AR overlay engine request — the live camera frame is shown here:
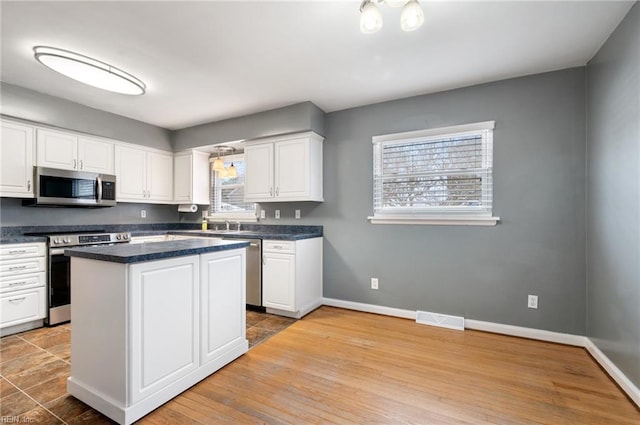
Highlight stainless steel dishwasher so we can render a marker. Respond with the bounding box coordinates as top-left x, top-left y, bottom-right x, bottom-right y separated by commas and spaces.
225, 238, 262, 307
